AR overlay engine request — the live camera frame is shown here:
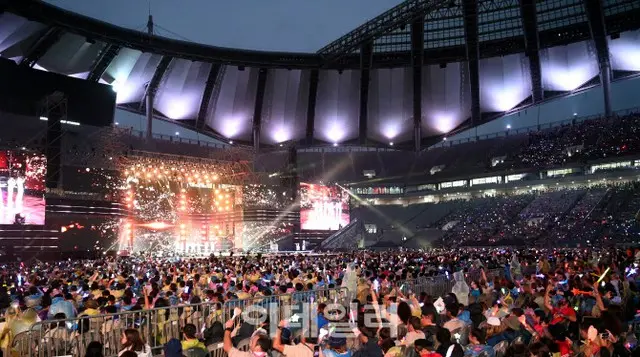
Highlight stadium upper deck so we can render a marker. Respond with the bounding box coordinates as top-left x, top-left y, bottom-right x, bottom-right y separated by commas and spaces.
0, 0, 639, 151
